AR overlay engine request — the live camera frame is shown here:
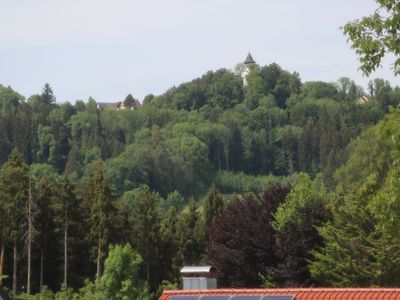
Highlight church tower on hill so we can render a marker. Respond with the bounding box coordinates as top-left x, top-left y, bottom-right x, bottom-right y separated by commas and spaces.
242, 52, 256, 86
